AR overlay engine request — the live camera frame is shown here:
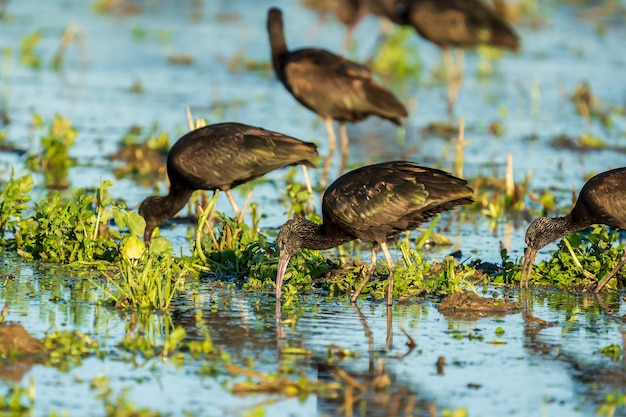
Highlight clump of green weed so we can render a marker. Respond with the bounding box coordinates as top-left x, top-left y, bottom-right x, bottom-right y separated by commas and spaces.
26, 114, 77, 189
100, 211, 193, 311
371, 27, 422, 81
0, 172, 33, 246
193, 208, 329, 296
19, 30, 42, 69
0, 379, 35, 414
524, 226, 626, 290
14, 180, 121, 263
